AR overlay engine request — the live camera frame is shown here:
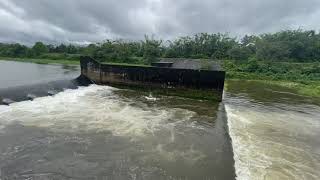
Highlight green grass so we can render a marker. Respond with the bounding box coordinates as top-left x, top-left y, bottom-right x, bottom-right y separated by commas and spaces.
259, 80, 320, 98
102, 62, 151, 67
0, 57, 153, 67
0, 57, 79, 65
226, 72, 320, 98
224, 60, 320, 98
